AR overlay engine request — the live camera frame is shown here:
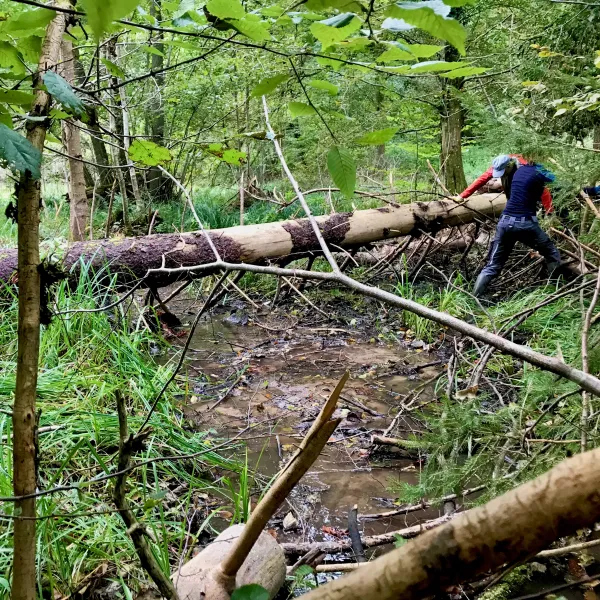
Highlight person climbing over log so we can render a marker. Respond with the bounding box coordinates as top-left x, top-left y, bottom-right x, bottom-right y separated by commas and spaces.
458, 153, 554, 214
470, 155, 561, 297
